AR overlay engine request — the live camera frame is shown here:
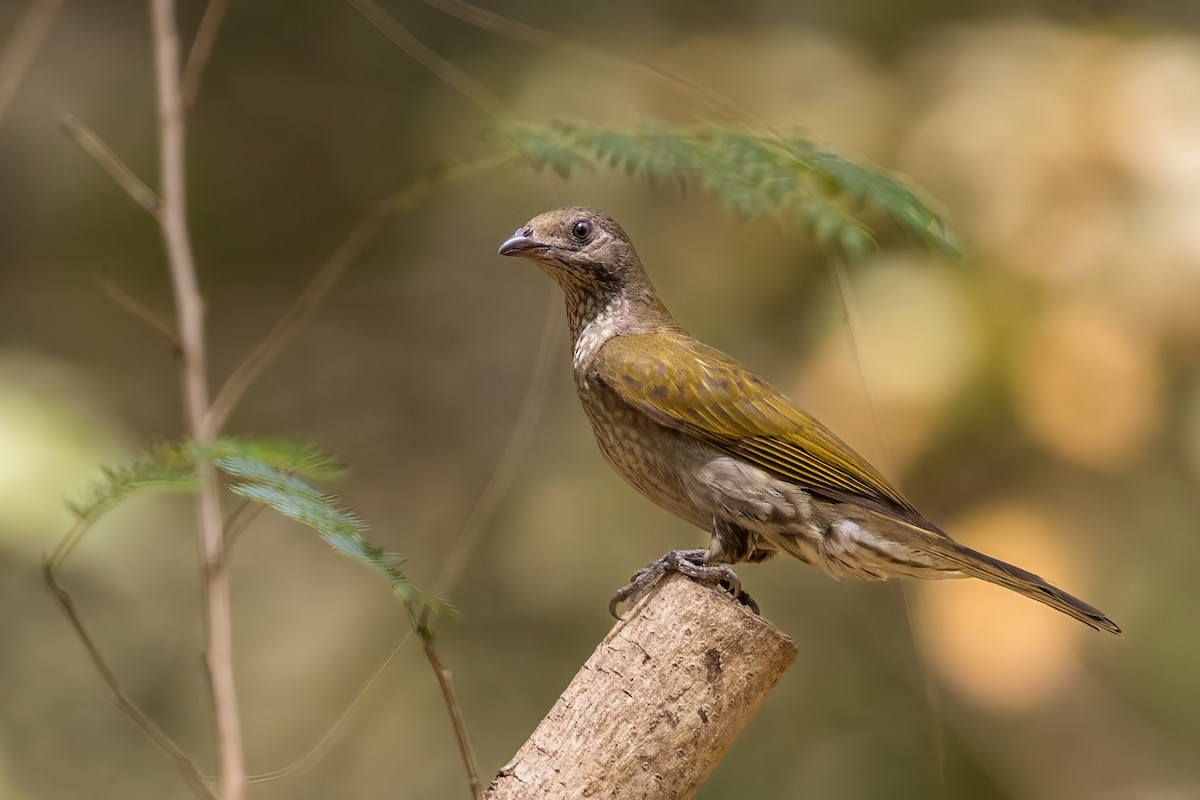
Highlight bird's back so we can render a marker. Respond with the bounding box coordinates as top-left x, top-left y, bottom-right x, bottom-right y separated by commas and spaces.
584, 327, 938, 533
